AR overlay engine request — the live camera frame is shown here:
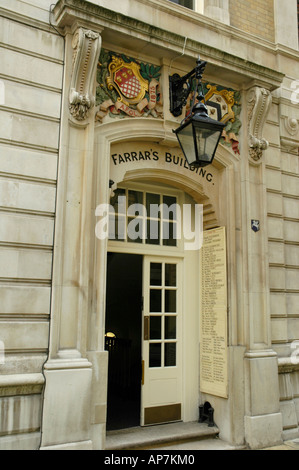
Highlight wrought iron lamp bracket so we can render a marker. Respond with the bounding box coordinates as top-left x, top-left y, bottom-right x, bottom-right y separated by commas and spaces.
169, 56, 207, 117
